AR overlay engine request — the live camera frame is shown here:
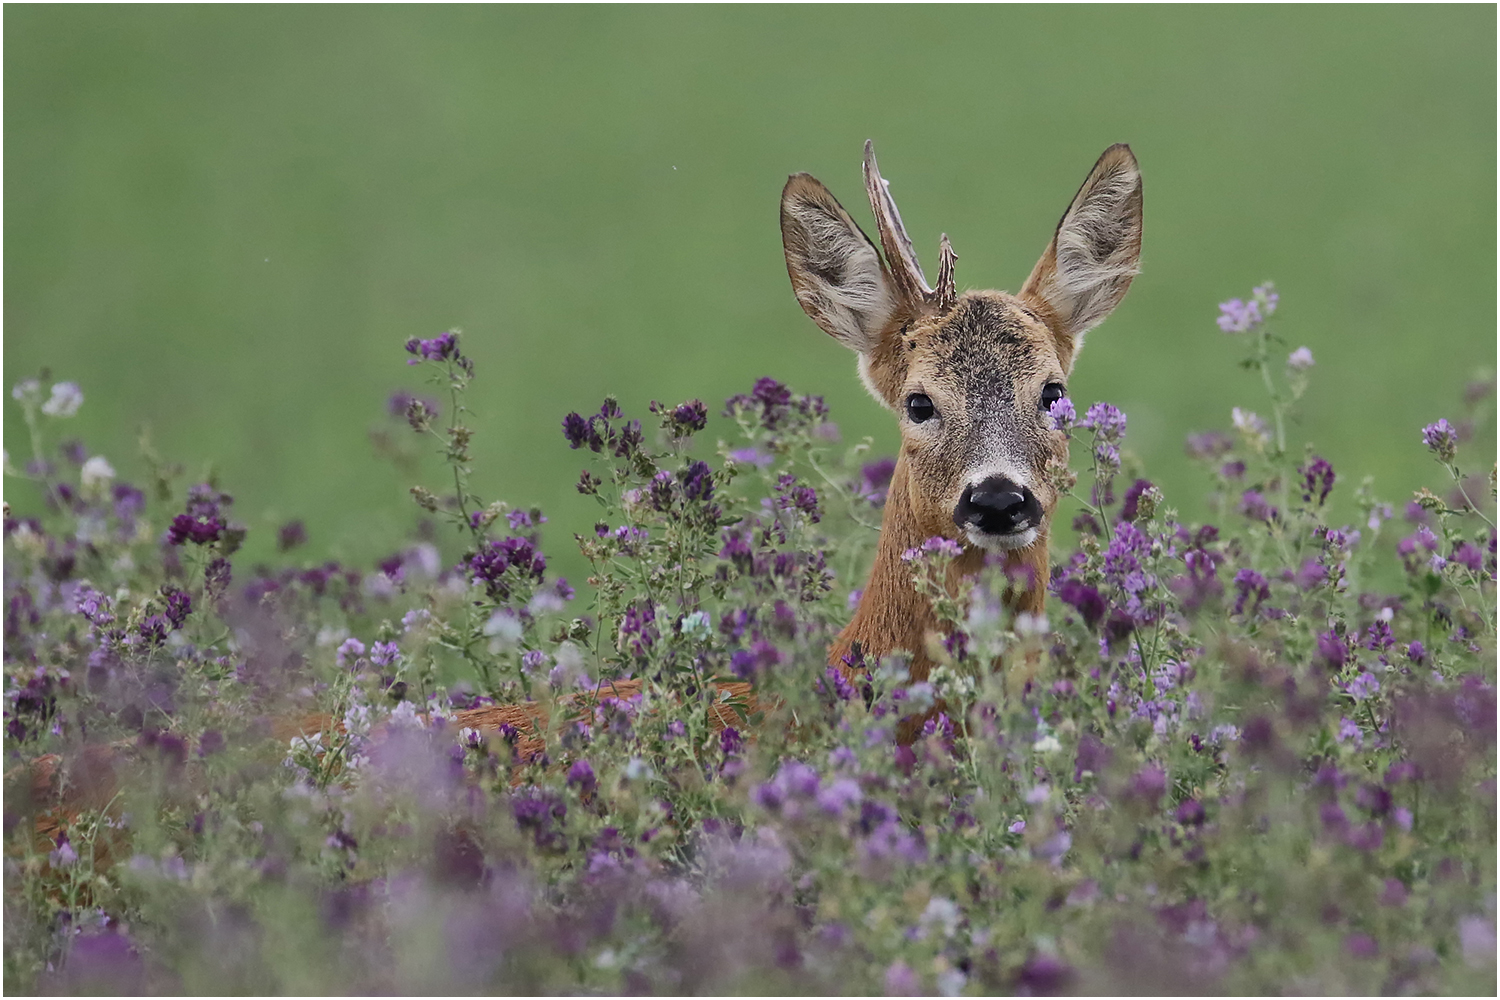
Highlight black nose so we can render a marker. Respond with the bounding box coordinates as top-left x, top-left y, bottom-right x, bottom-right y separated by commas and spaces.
954, 476, 1041, 536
